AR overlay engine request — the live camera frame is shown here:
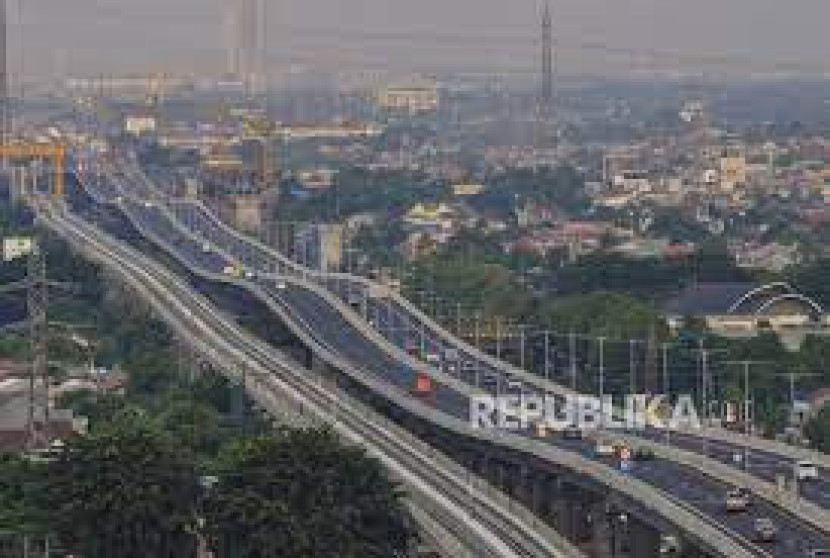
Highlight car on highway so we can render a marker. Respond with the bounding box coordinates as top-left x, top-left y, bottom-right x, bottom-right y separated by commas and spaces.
659, 534, 679, 555
275, 281, 287, 290
481, 373, 500, 388
595, 440, 615, 456
443, 347, 460, 361
795, 460, 819, 482
725, 488, 749, 512
753, 517, 776, 542
426, 353, 441, 366
506, 377, 523, 392
633, 446, 656, 461
562, 426, 582, 440
202, 243, 212, 253
222, 265, 242, 278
